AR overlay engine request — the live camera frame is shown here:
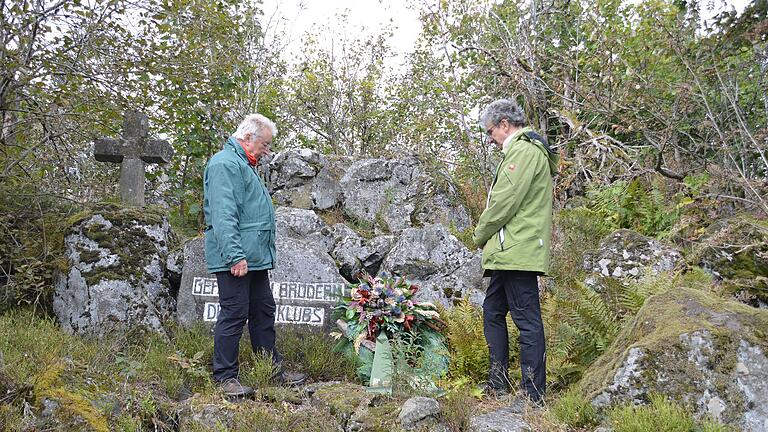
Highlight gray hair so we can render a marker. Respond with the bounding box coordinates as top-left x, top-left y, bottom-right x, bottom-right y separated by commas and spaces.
233, 113, 278, 141
479, 99, 526, 128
